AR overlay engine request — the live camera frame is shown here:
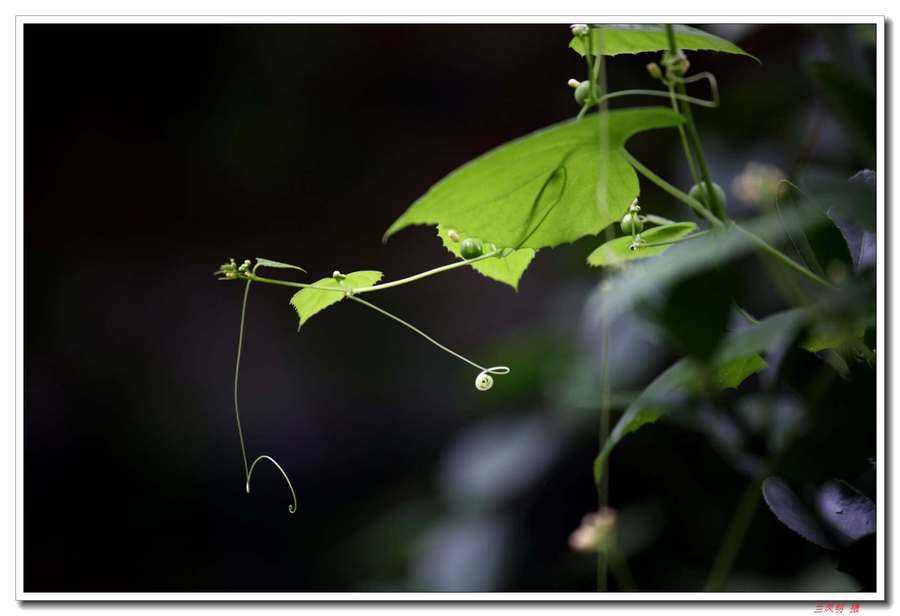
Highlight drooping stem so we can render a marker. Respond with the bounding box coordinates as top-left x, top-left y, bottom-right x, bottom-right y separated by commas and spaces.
664, 24, 726, 221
